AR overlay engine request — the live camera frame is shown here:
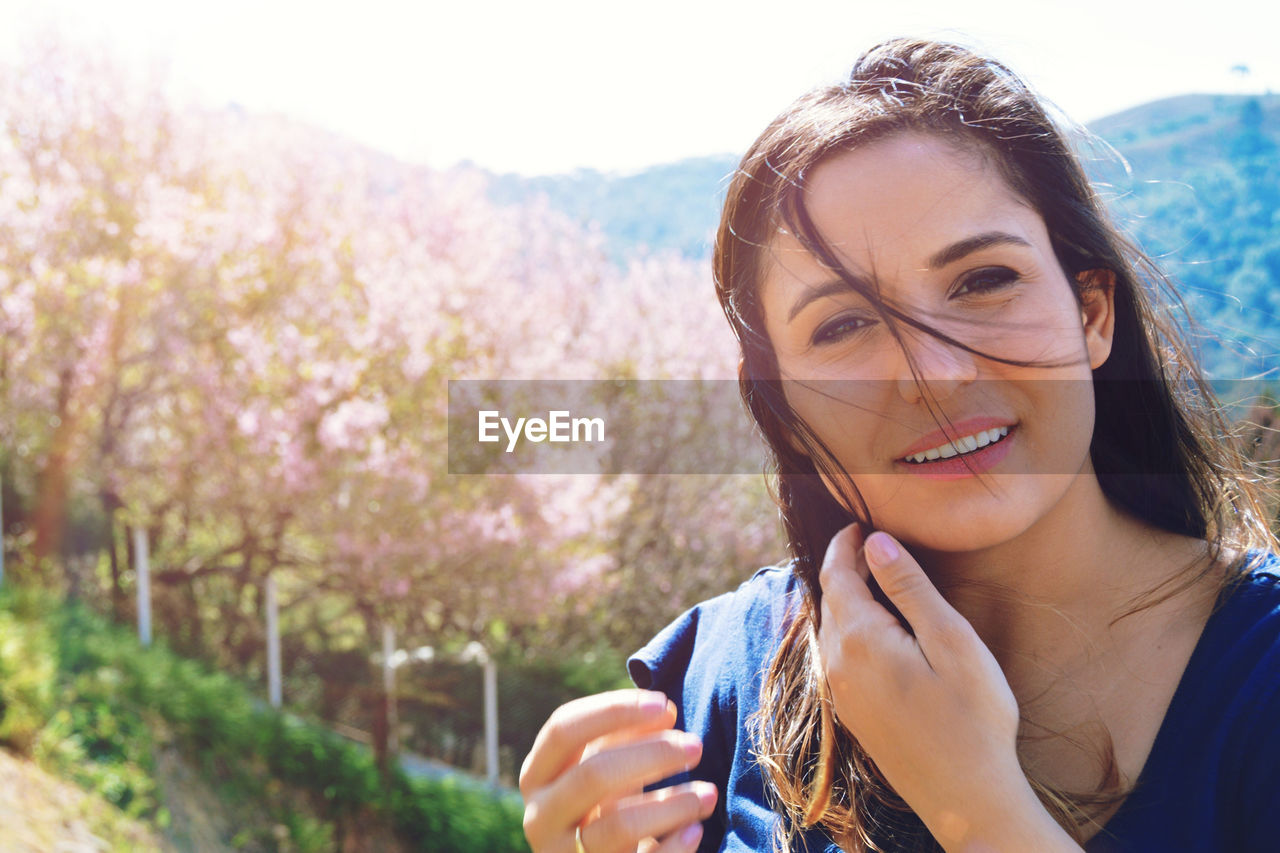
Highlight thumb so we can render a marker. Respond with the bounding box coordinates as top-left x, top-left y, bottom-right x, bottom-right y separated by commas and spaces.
862, 531, 965, 648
